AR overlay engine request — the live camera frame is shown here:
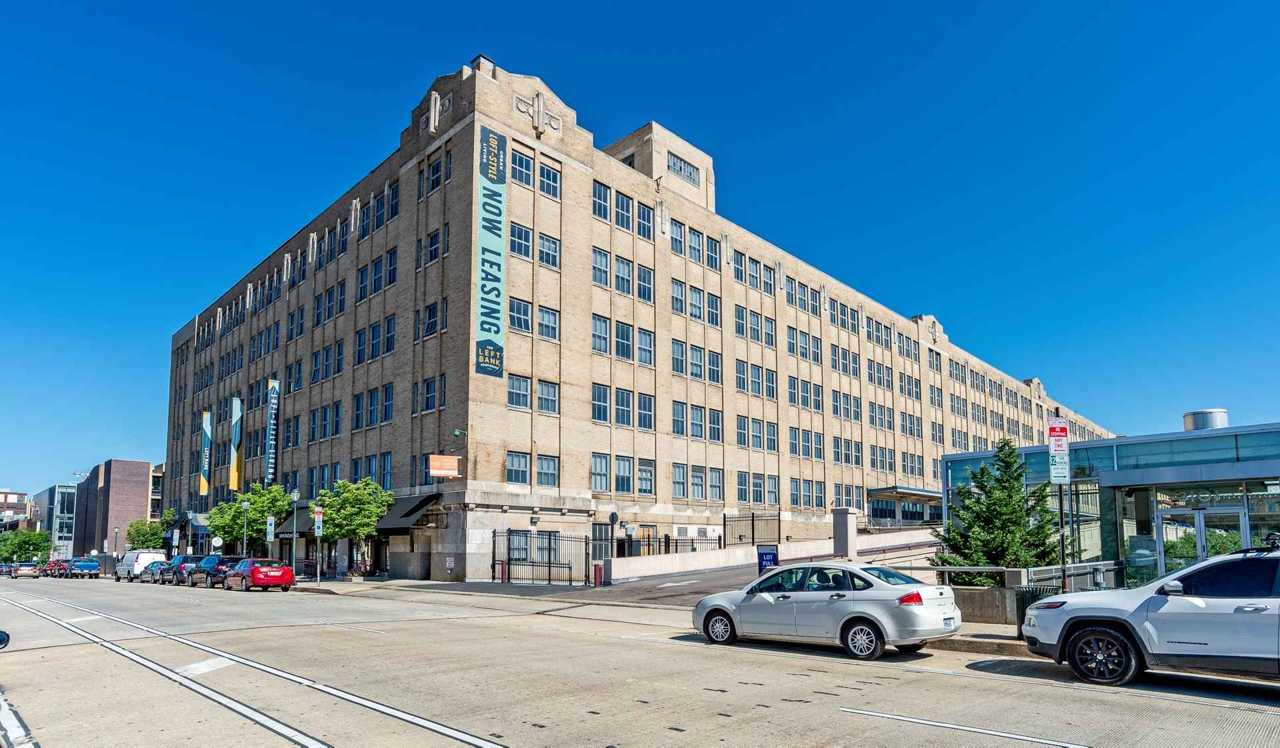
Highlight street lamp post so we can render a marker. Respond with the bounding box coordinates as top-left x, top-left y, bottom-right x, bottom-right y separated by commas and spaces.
241, 500, 250, 554
289, 490, 299, 574
113, 526, 120, 558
